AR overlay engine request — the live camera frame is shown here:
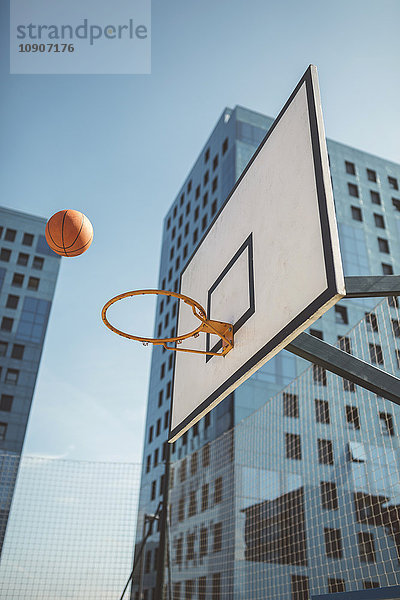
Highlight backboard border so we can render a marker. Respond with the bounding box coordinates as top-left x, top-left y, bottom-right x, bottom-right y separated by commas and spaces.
169, 65, 342, 442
